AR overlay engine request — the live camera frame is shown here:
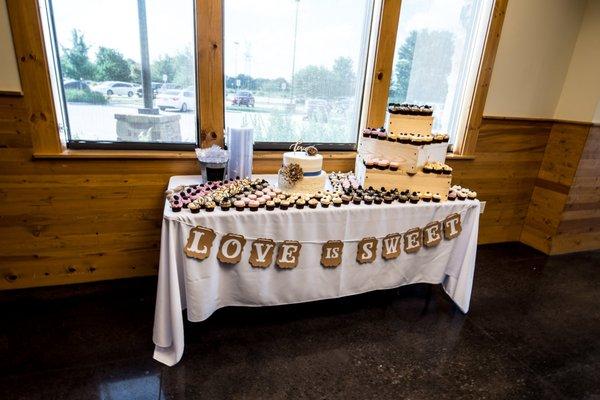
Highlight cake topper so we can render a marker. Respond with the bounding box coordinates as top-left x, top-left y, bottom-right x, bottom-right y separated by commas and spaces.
290, 141, 319, 156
